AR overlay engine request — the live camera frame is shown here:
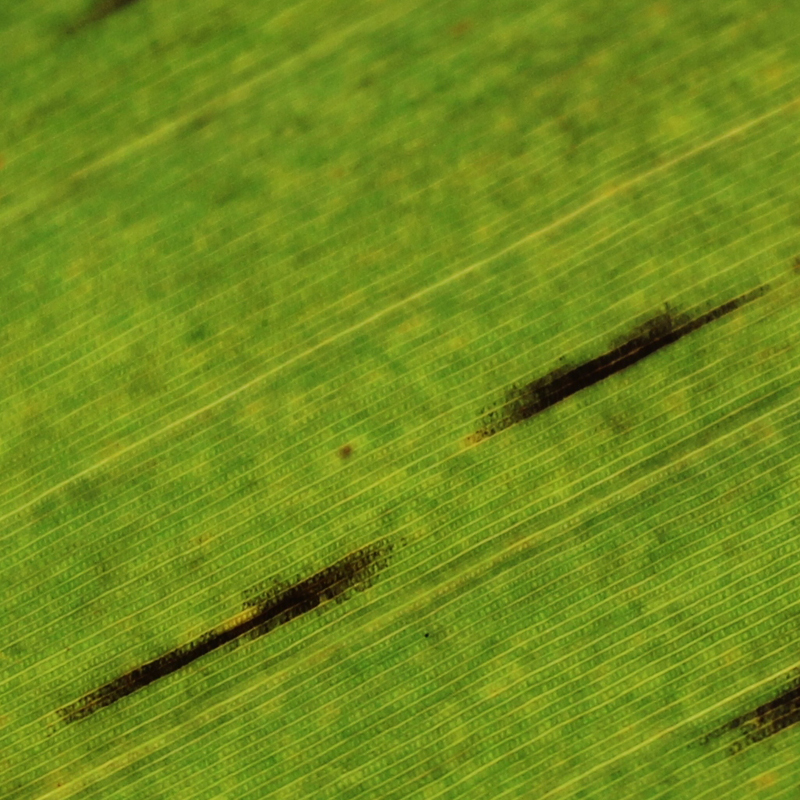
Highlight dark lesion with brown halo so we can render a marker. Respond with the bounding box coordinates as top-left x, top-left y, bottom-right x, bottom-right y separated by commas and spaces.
55, 539, 395, 724
472, 283, 770, 441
